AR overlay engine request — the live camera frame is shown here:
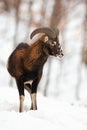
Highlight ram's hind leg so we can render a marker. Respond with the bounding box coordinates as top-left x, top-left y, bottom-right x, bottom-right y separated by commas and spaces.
19, 95, 24, 112
24, 81, 33, 110
16, 78, 25, 112
30, 93, 37, 110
